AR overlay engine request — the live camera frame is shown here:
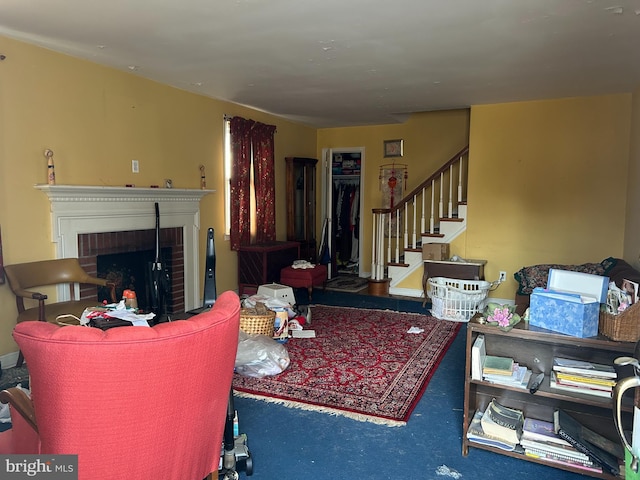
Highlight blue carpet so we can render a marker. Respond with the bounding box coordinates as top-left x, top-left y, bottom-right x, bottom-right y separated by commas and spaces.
233, 291, 586, 480
297, 287, 430, 314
